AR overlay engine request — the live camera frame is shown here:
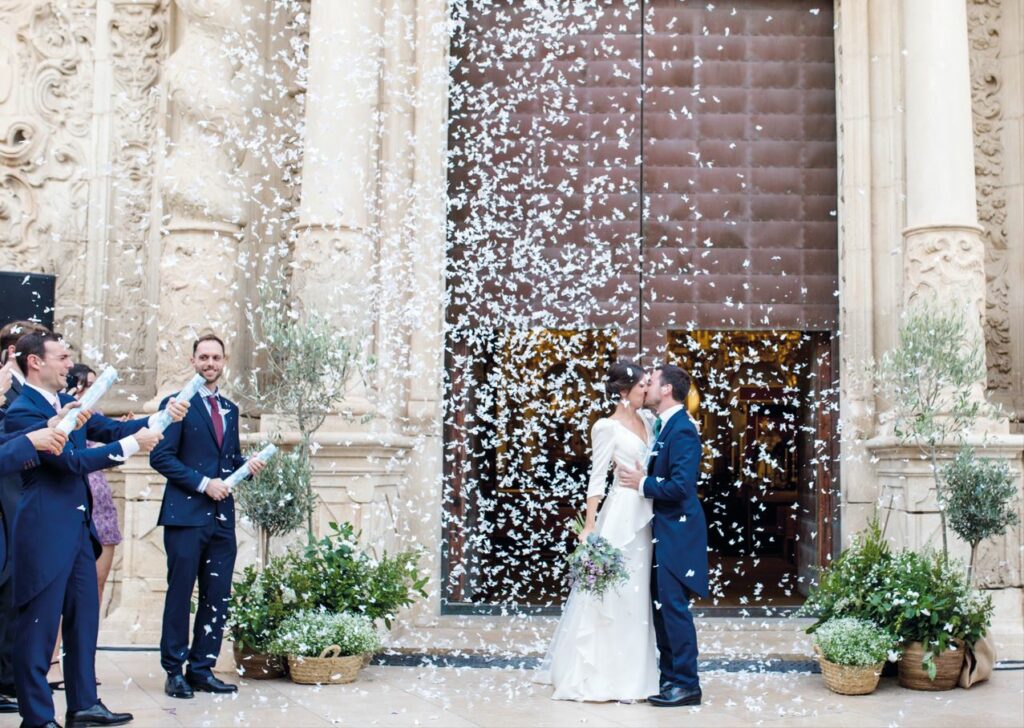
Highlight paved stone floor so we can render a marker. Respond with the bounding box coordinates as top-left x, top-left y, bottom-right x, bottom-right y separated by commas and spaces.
15, 649, 1023, 728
